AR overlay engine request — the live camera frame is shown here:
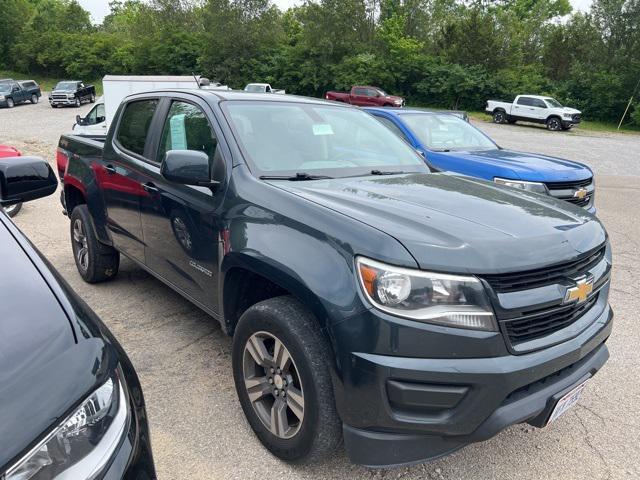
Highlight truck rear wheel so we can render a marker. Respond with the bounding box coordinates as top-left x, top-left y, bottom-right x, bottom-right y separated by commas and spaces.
70, 205, 120, 283
492, 110, 506, 124
232, 296, 341, 463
